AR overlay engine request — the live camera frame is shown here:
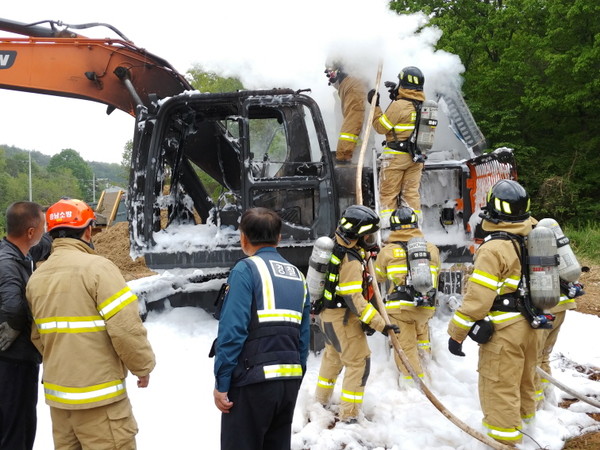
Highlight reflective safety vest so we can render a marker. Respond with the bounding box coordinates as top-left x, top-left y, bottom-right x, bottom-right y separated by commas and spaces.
231, 255, 306, 388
